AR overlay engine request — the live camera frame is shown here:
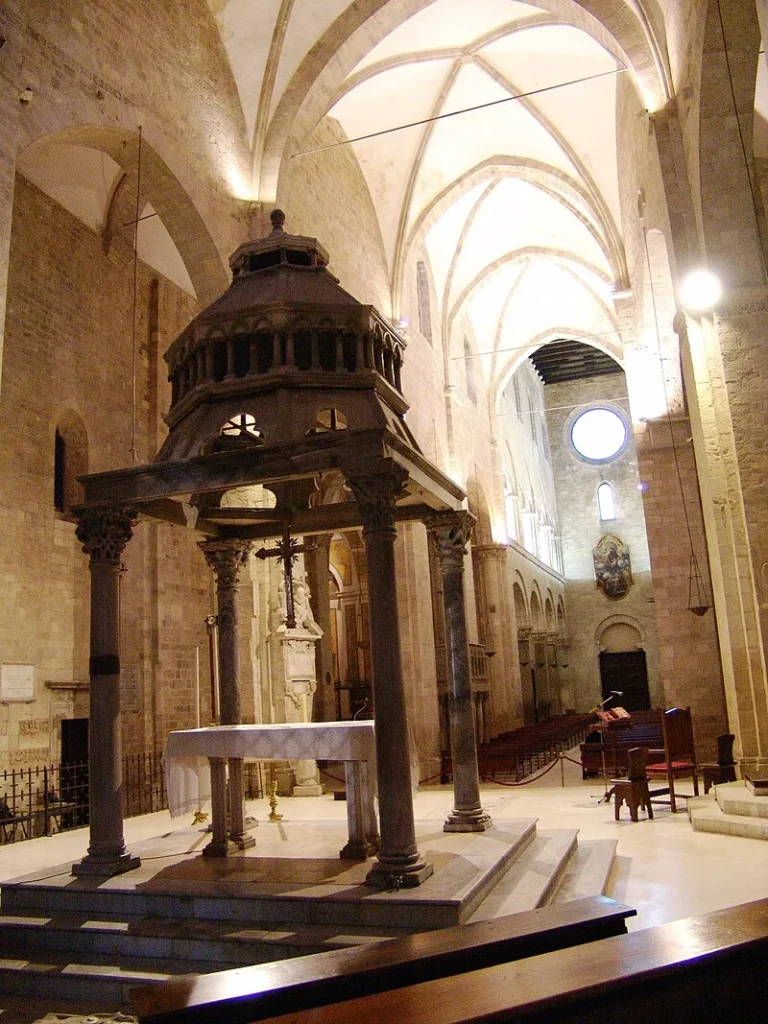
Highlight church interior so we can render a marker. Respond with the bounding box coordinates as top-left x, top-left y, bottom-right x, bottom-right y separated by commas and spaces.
2, 0, 768, 1020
